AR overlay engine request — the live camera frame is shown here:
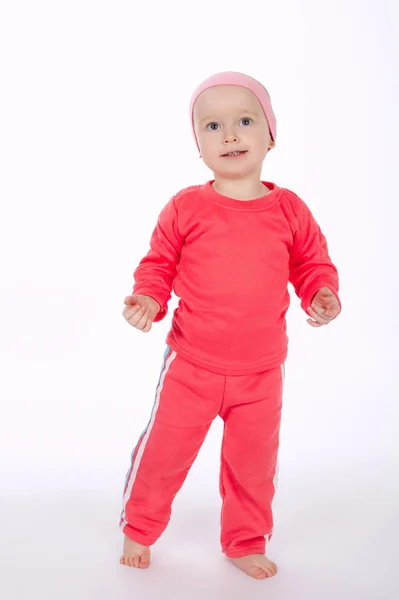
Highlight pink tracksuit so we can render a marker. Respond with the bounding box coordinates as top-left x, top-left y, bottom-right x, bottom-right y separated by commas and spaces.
120, 180, 340, 557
